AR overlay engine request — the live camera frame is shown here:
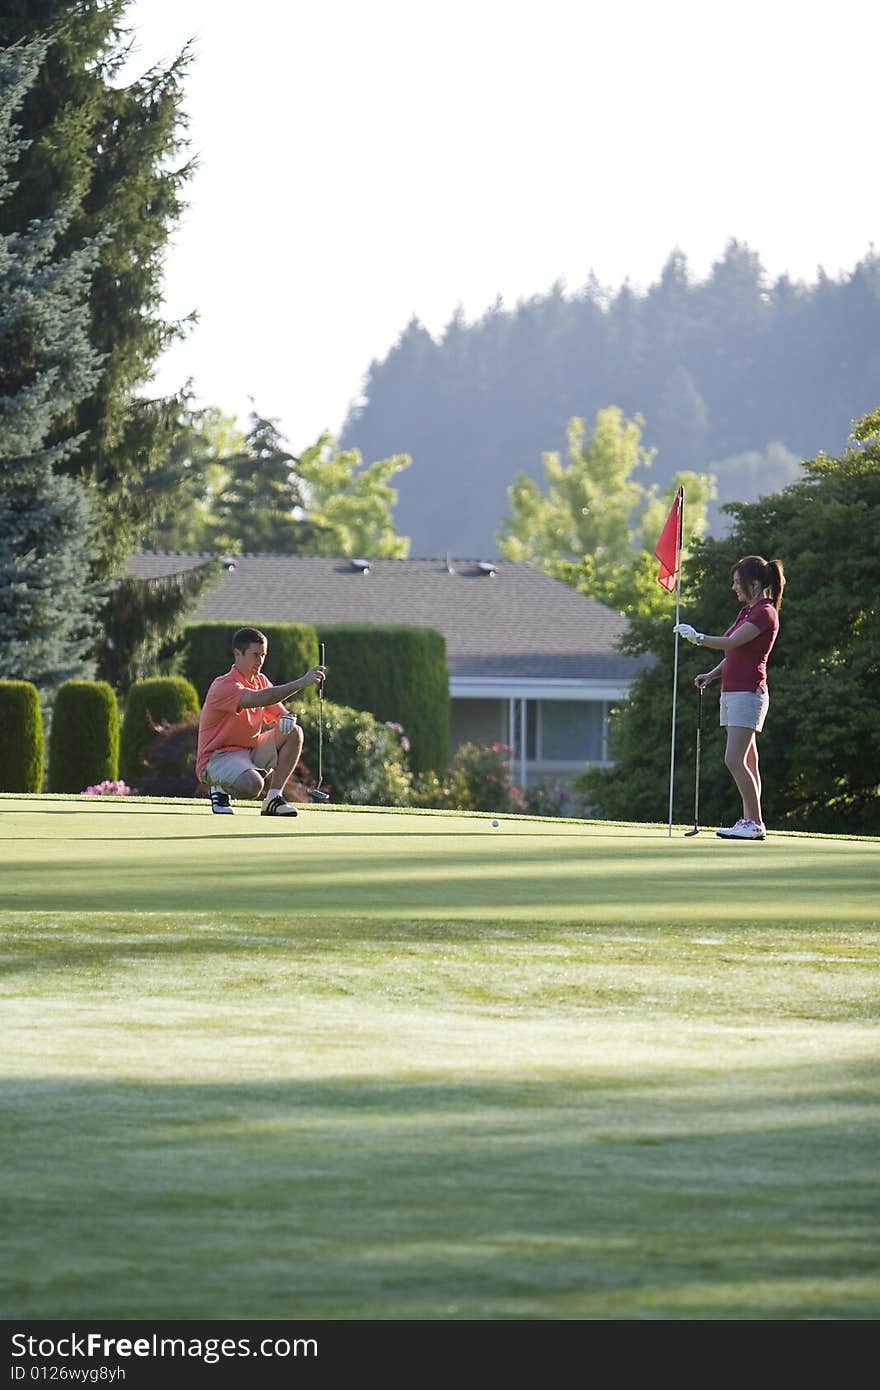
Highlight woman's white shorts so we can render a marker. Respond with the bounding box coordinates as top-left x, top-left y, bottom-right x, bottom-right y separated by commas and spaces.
720, 689, 769, 732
